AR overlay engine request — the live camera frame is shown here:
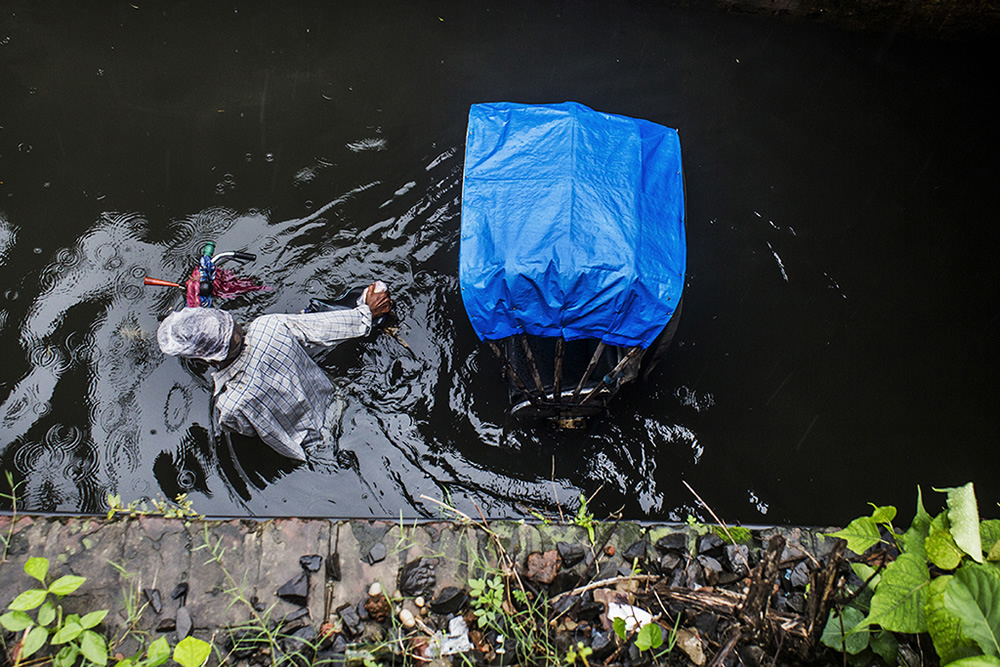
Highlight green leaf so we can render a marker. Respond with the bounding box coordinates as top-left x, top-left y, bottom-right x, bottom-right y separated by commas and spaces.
173, 636, 212, 667
927, 575, 980, 664
145, 636, 171, 667
944, 657, 1000, 666
51, 621, 84, 645
982, 520, 1000, 562
613, 617, 627, 640
37, 600, 56, 626
80, 609, 109, 630
48, 574, 86, 596
635, 622, 664, 651
901, 486, 933, 559
80, 629, 108, 666
114, 659, 134, 667
870, 629, 898, 665
937, 483, 983, 564
851, 562, 881, 589
21, 626, 49, 659
944, 564, 1000, 657
827, 516, 882, 556
0, 610, 34, 632
929, 512, 965, 571
25, 556, 50, 582
54, 645, 80, 667
870, 505, 897, 525
9, 588, 48, 611
865, 552, 930, 633
821, 606, 869, 654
